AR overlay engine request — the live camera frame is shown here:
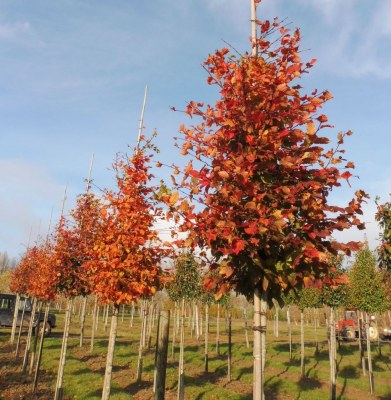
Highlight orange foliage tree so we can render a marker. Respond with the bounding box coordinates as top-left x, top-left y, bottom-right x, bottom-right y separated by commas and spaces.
88, 139, 170, 400
165, 3, 367, 398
